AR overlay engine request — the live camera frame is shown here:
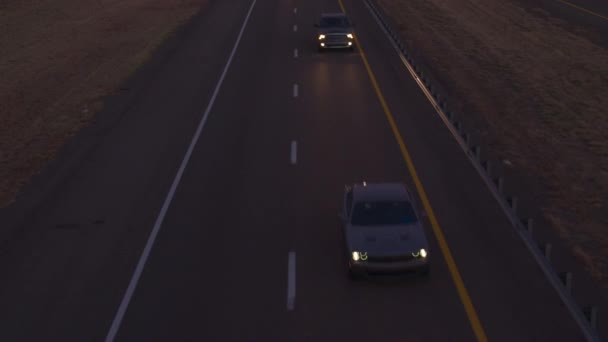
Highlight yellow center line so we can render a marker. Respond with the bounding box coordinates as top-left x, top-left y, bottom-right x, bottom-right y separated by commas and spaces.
556, 0, 608, 21
337, 0, 488, 341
